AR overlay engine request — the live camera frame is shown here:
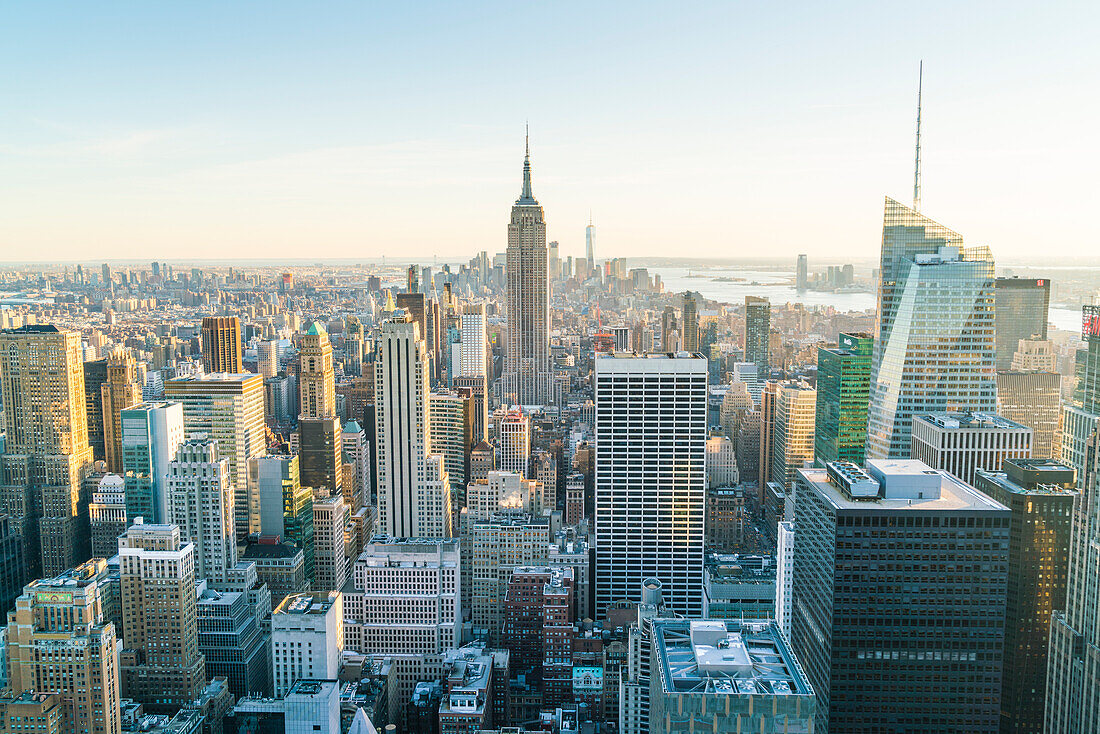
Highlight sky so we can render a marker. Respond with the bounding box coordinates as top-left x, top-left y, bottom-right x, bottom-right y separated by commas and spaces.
1, 1, 1098, 263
